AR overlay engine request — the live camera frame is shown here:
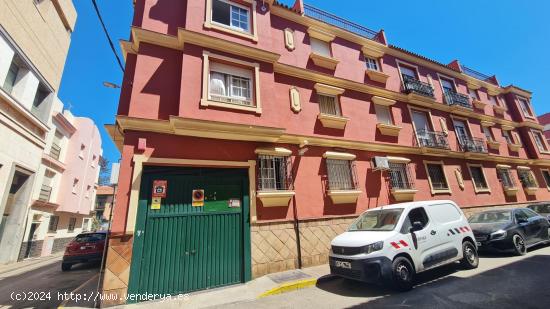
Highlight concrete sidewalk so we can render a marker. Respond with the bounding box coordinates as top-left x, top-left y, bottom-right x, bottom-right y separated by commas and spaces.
0, 253, 63, 279
113, 264, 334, 309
